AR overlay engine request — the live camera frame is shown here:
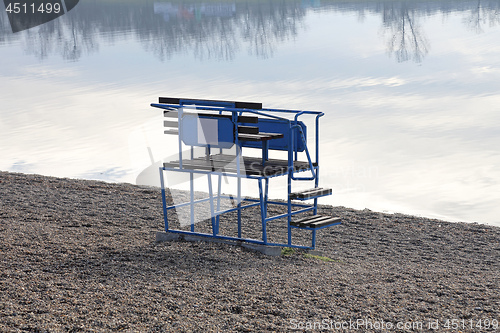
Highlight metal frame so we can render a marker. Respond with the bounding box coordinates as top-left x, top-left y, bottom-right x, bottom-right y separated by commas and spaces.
152, 98, 340, 249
